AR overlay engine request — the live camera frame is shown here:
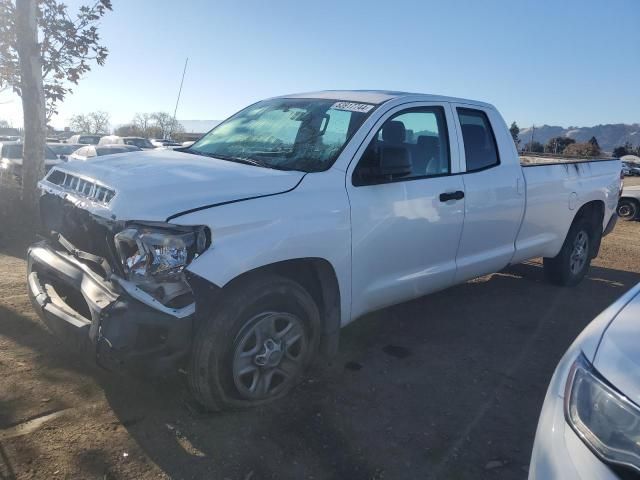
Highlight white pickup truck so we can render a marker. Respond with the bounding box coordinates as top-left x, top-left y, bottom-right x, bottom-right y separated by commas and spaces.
28, 90, 622, 410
